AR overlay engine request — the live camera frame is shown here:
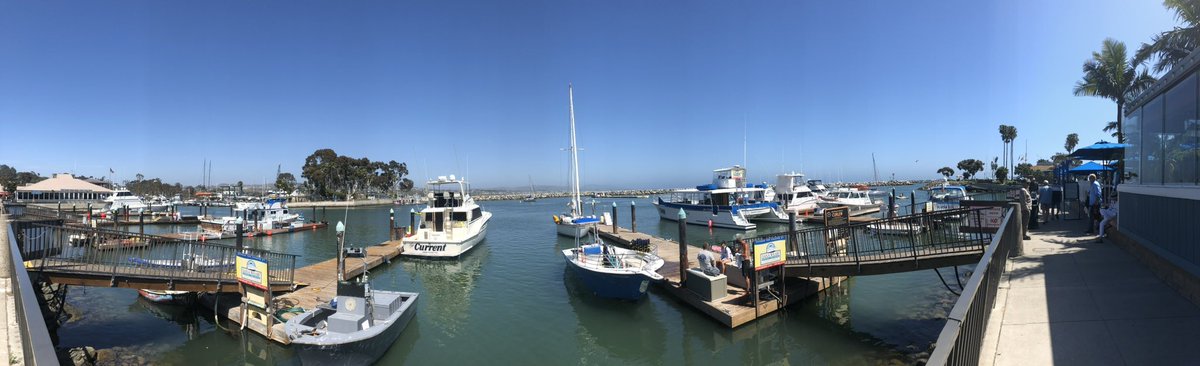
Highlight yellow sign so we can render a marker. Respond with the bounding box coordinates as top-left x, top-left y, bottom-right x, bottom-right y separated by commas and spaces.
236, 253, 269, 290
753, 236, 787, 270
